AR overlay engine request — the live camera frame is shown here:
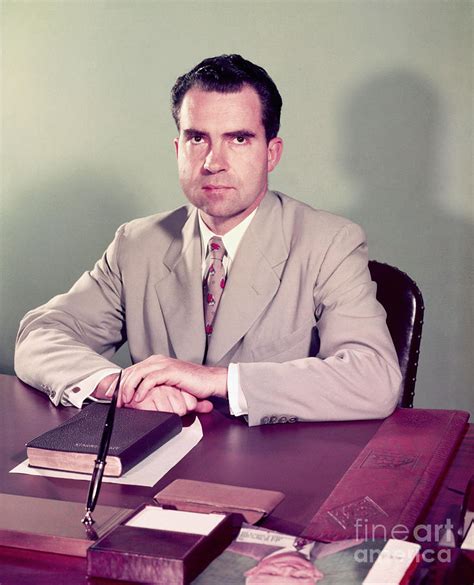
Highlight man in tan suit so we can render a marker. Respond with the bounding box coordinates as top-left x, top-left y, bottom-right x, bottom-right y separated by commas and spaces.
15, 55, 401, 426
